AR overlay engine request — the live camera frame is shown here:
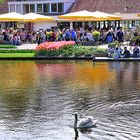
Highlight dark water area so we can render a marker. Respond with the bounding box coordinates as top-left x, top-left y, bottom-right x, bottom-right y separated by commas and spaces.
0, 60, 140, 140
